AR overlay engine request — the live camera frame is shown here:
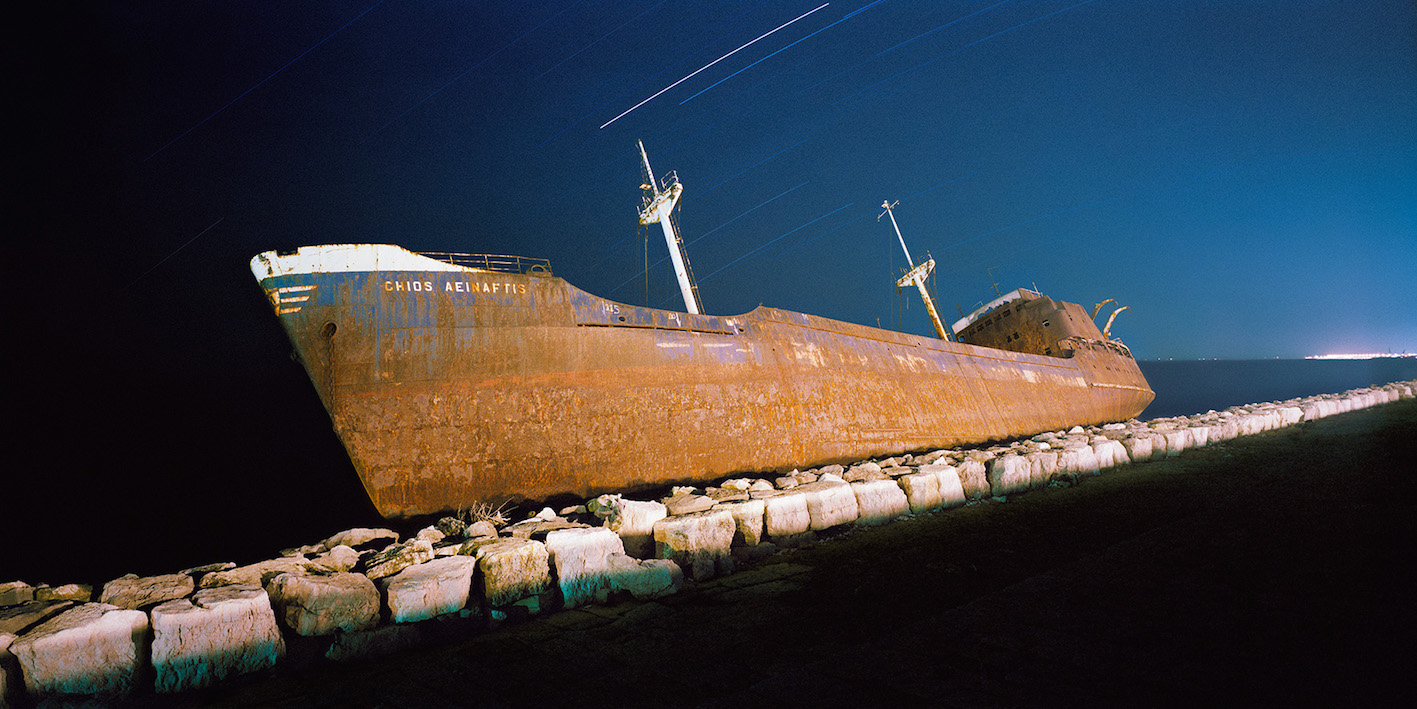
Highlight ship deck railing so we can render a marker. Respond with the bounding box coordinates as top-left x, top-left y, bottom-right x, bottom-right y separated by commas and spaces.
418, 252, 553, 275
